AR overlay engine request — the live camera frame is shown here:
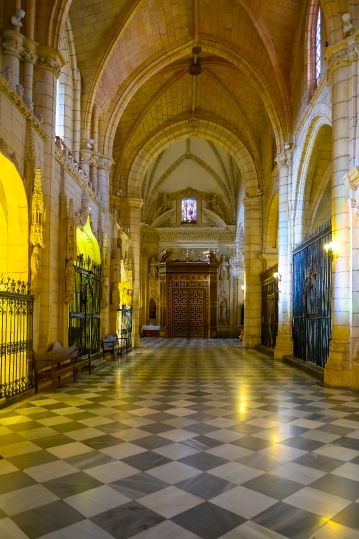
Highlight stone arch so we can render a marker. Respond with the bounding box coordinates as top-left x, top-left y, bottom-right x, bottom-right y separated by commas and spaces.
125, 121, 258, 199
0, 154, 29, 281
98, 39, 287, 156
293, 110, 332, 244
